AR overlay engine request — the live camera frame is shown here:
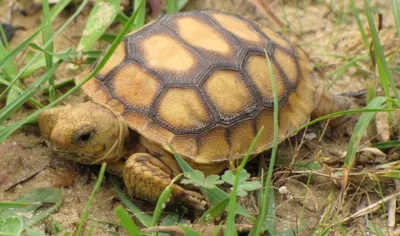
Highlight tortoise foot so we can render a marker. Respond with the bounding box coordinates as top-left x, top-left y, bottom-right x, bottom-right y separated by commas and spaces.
123, 153, 207, 211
